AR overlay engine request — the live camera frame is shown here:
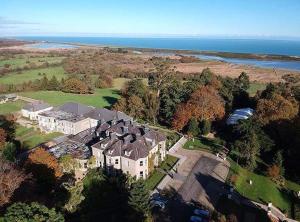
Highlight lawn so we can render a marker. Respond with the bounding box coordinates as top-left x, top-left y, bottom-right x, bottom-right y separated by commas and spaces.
183, 137, 224, 153
0, 66, 67, 84
0, 56, 65, 69
247, 82, 266, 96
15, 125, 62, 149
0, 100, 25, 115
145, 154, 179, 190
229, 160, 293, 215
19, 88, 120, 108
